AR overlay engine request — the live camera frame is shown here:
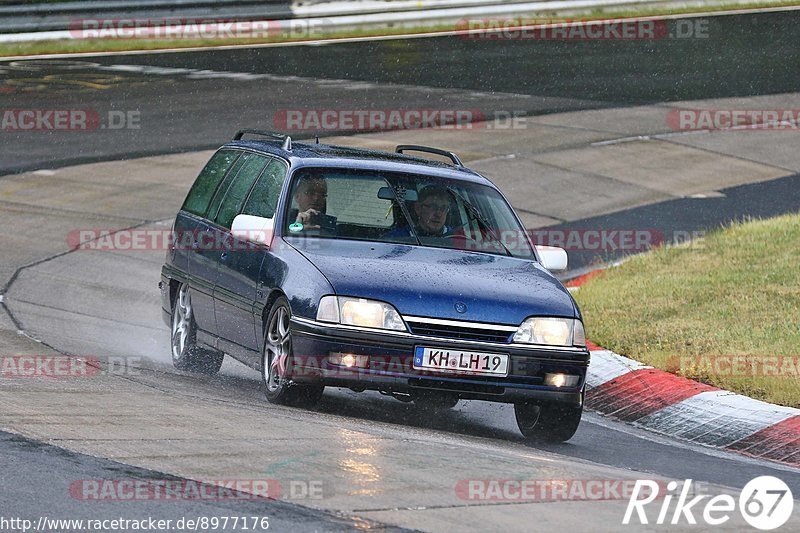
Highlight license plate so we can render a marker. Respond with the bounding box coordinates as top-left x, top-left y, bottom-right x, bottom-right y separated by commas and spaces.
413, 346, 509, 377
